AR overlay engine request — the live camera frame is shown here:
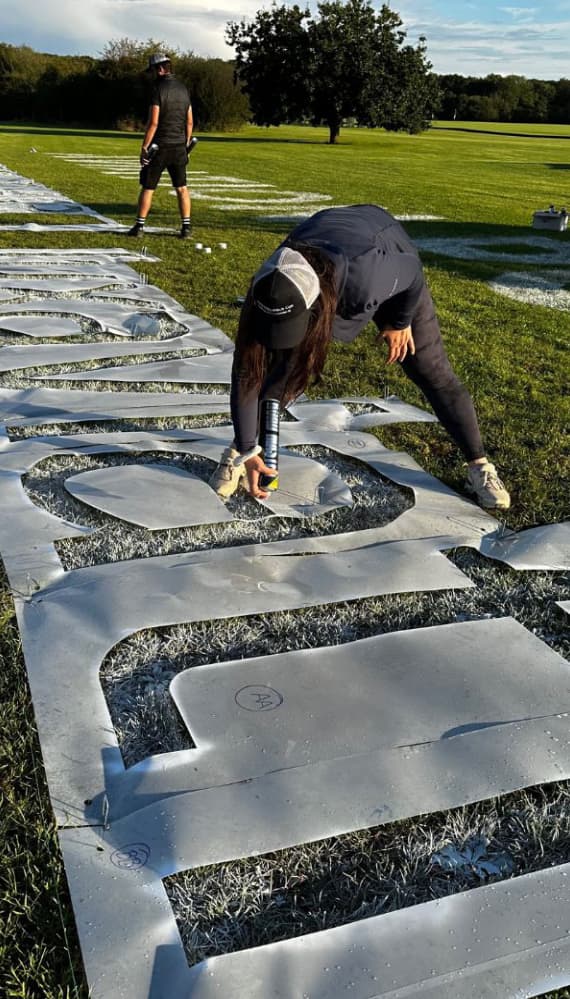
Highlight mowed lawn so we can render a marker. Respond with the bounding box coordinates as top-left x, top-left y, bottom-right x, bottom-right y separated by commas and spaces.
0, 121, 568, 998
